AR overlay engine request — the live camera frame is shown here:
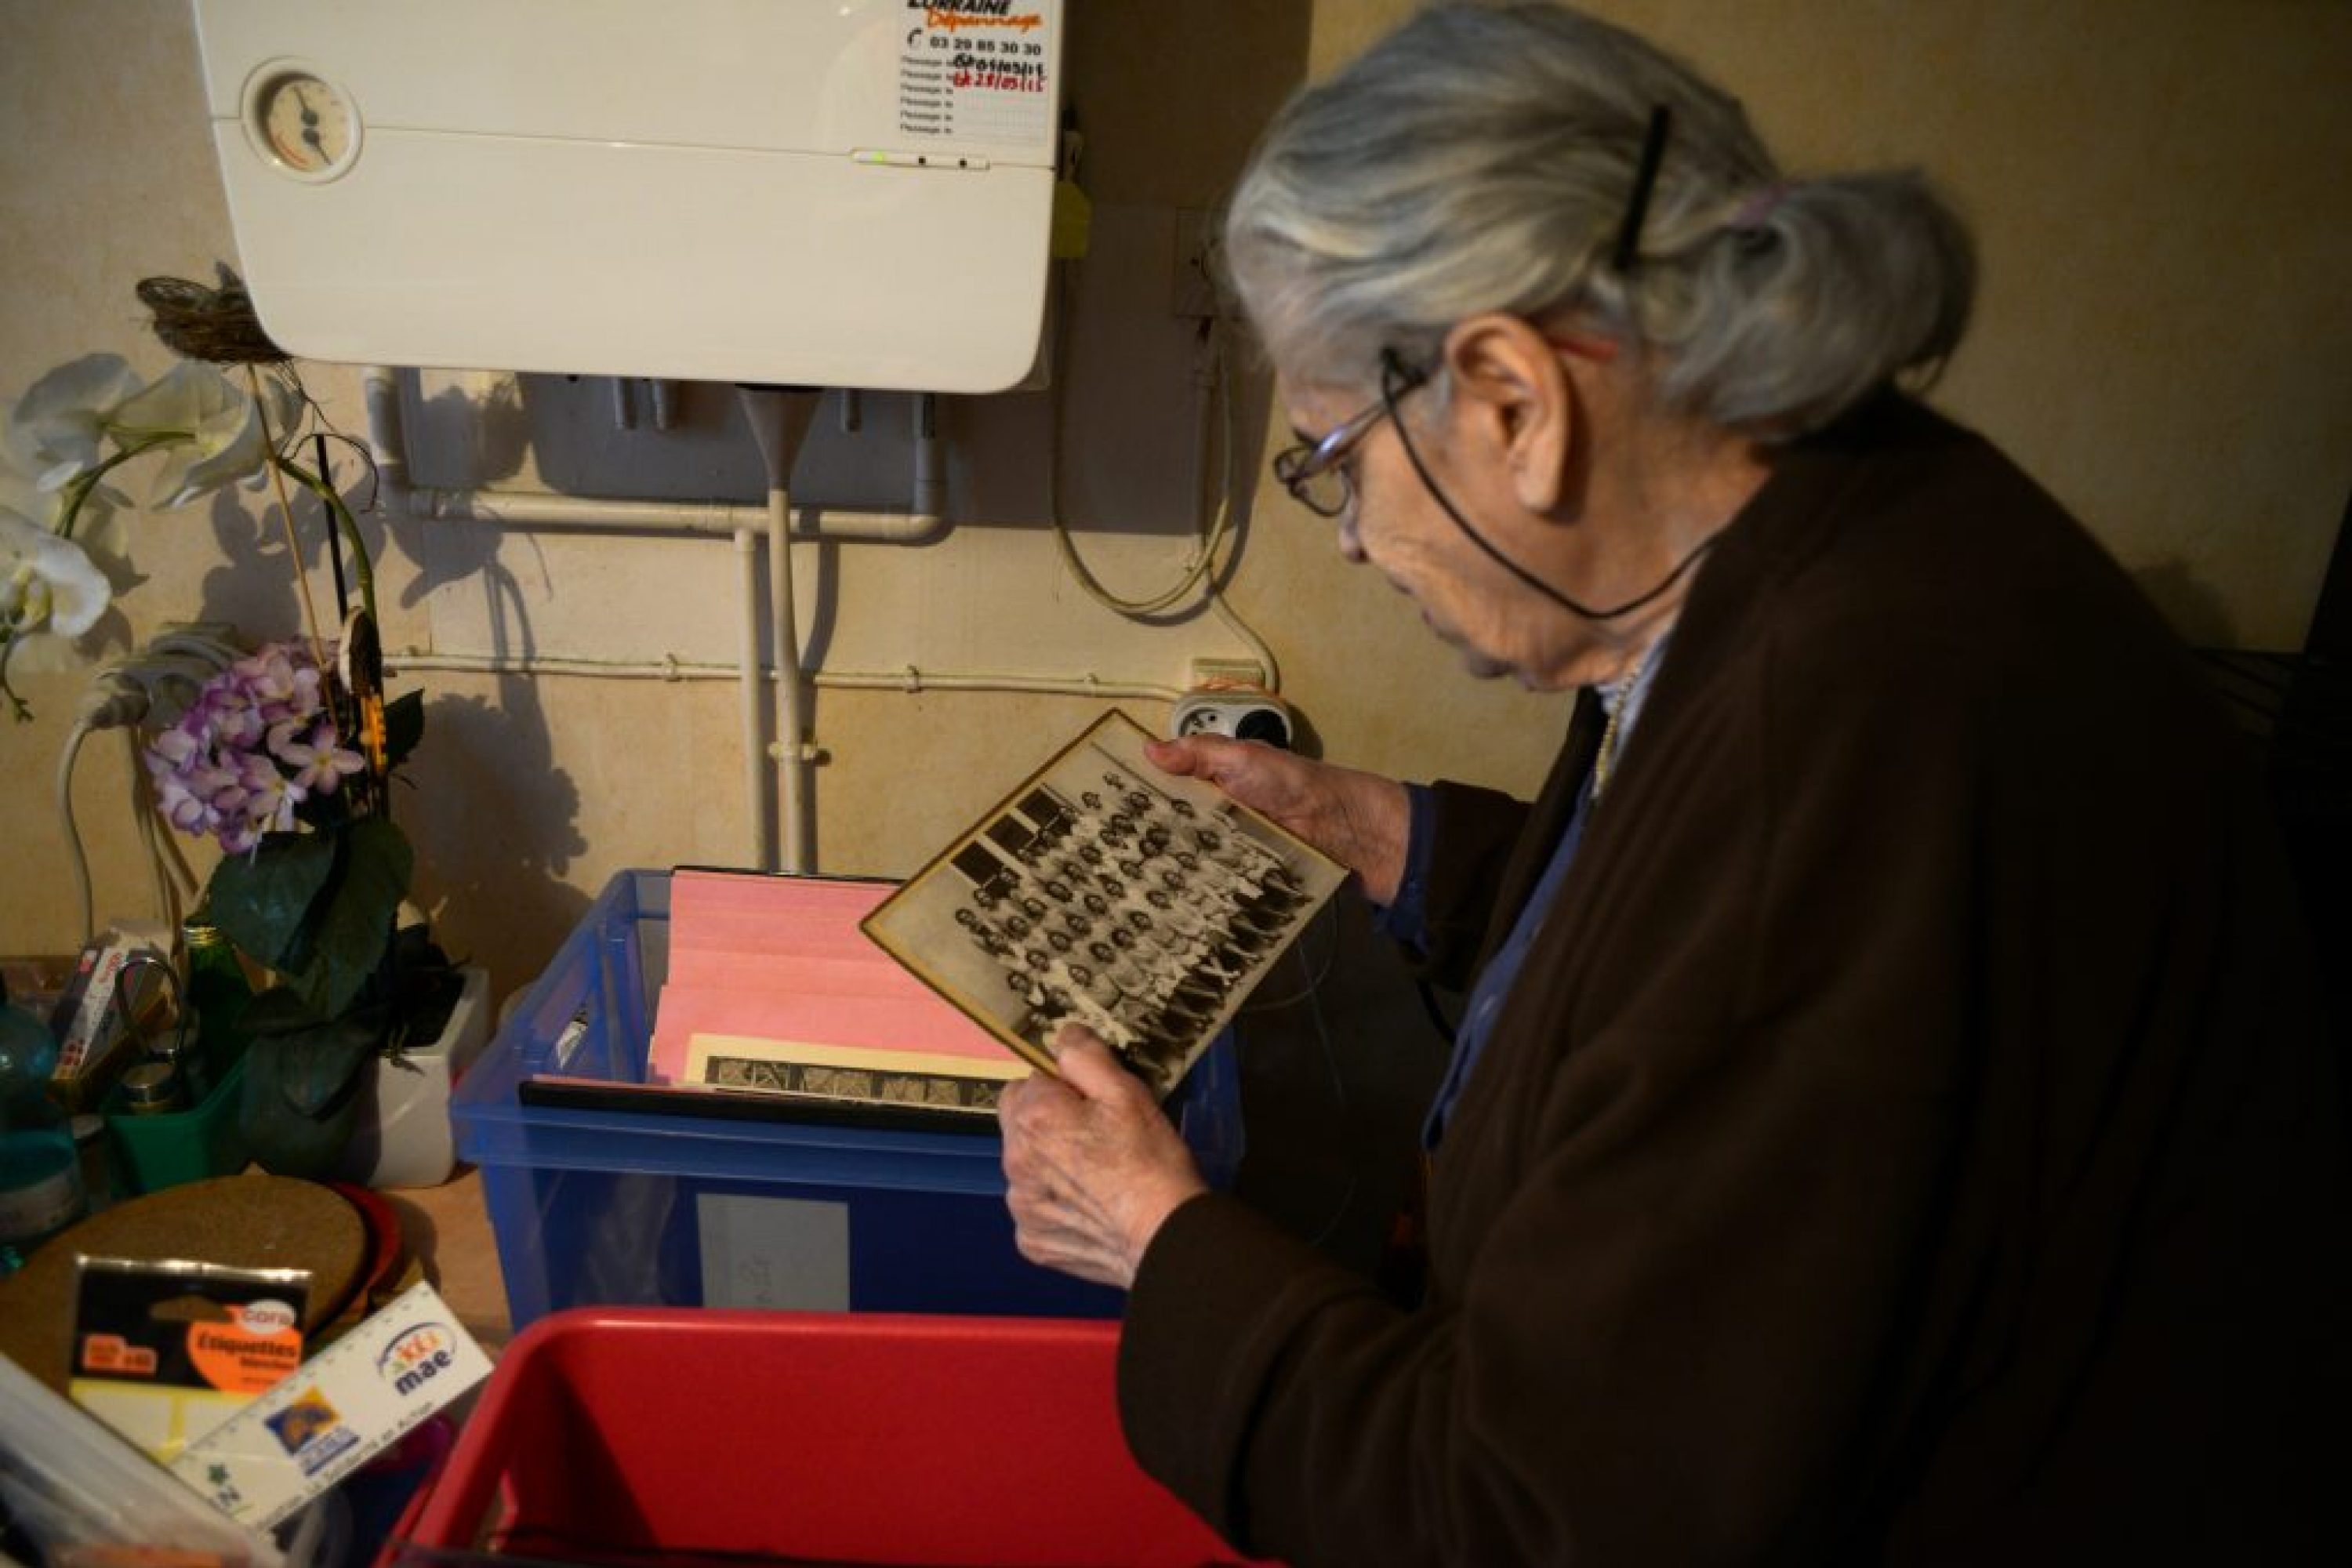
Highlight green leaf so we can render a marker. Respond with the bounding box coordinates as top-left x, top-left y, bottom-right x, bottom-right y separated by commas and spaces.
262, 1011, 382, 1116
240, 984, 330, 1036
382, 690, 424, 771
239, 1017, 374, 1178
296, 818, 413, 1018
209, 832, 337, 972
